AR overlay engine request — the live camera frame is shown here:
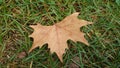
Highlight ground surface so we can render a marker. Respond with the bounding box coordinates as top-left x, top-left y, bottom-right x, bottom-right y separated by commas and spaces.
0, 0, 120, 68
